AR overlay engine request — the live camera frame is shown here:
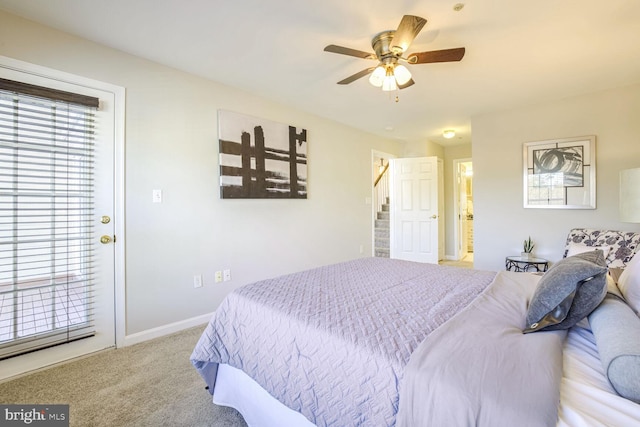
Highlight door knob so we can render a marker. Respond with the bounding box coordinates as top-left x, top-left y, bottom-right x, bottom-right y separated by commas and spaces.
101, 215, 111, 224
431, 215, 437, 219
100, 235, 113, 244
